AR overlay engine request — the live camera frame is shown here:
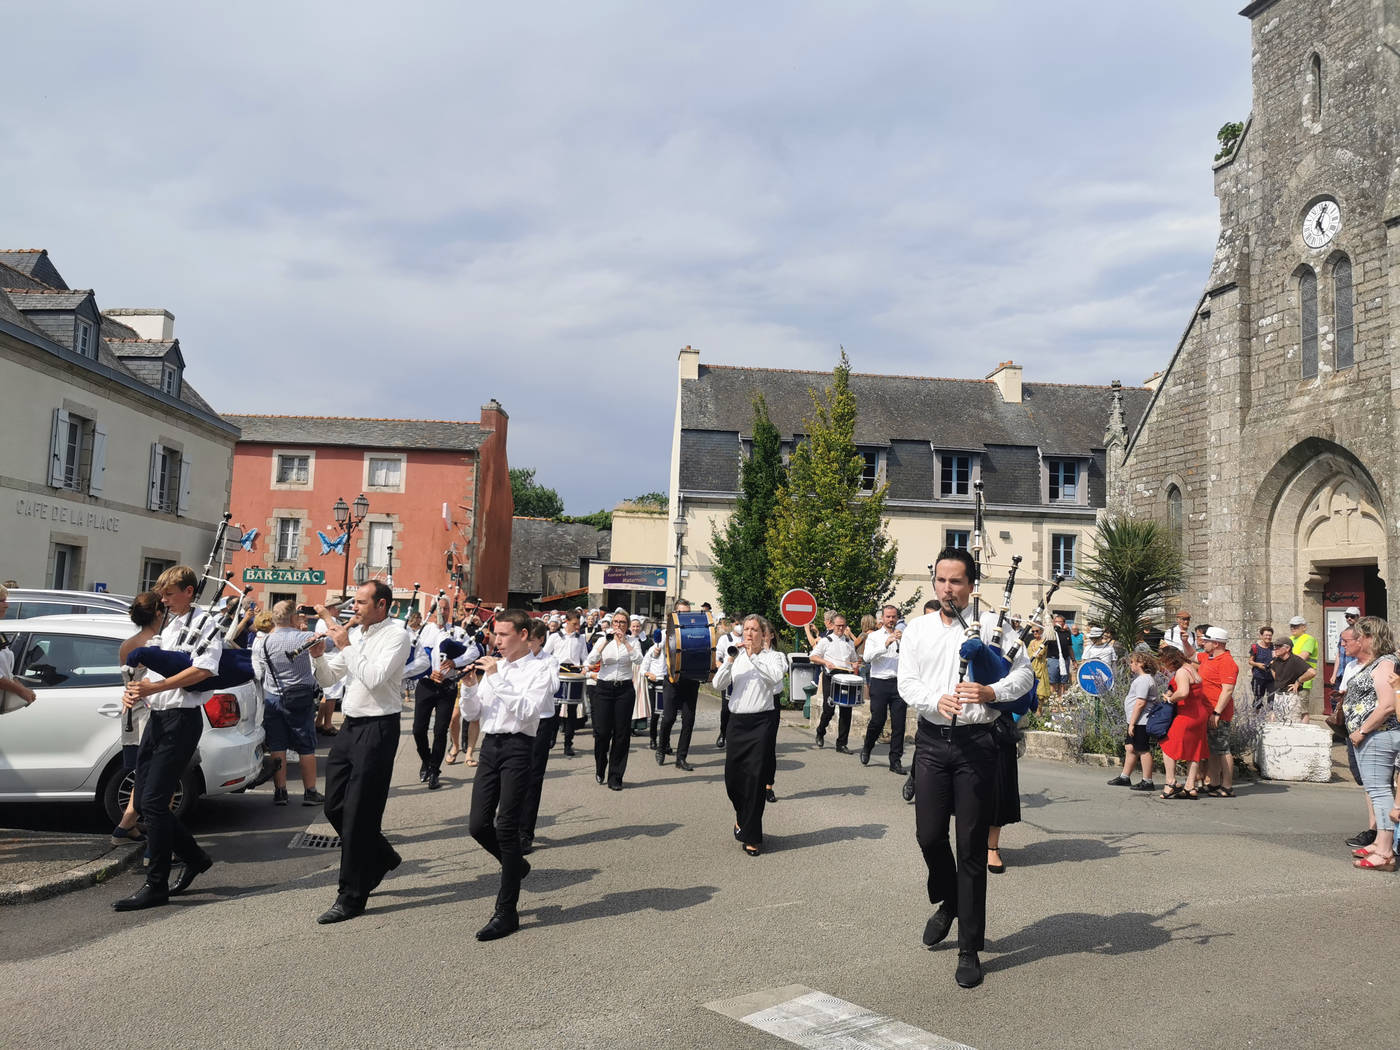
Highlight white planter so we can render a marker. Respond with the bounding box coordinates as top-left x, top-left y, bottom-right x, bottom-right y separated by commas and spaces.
1254, 722, 1334, 782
